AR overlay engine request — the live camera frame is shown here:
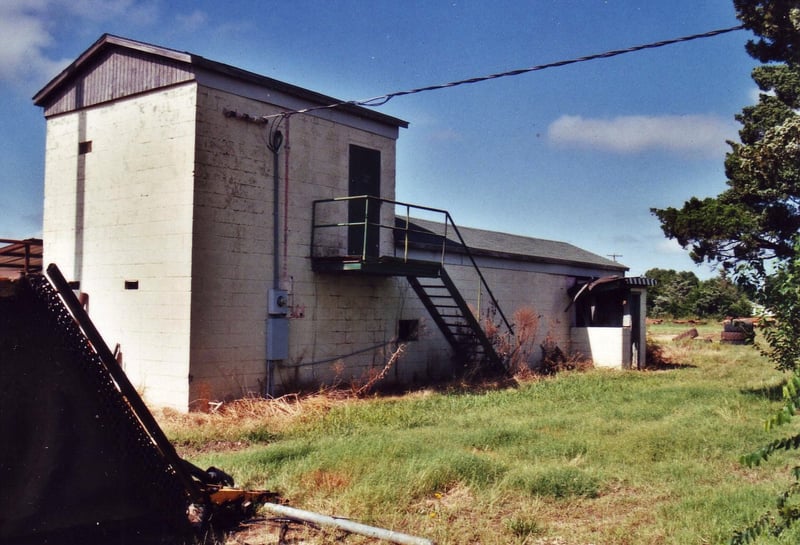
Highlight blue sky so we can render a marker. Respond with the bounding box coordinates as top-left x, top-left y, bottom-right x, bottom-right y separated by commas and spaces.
0, 1, 760, 278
